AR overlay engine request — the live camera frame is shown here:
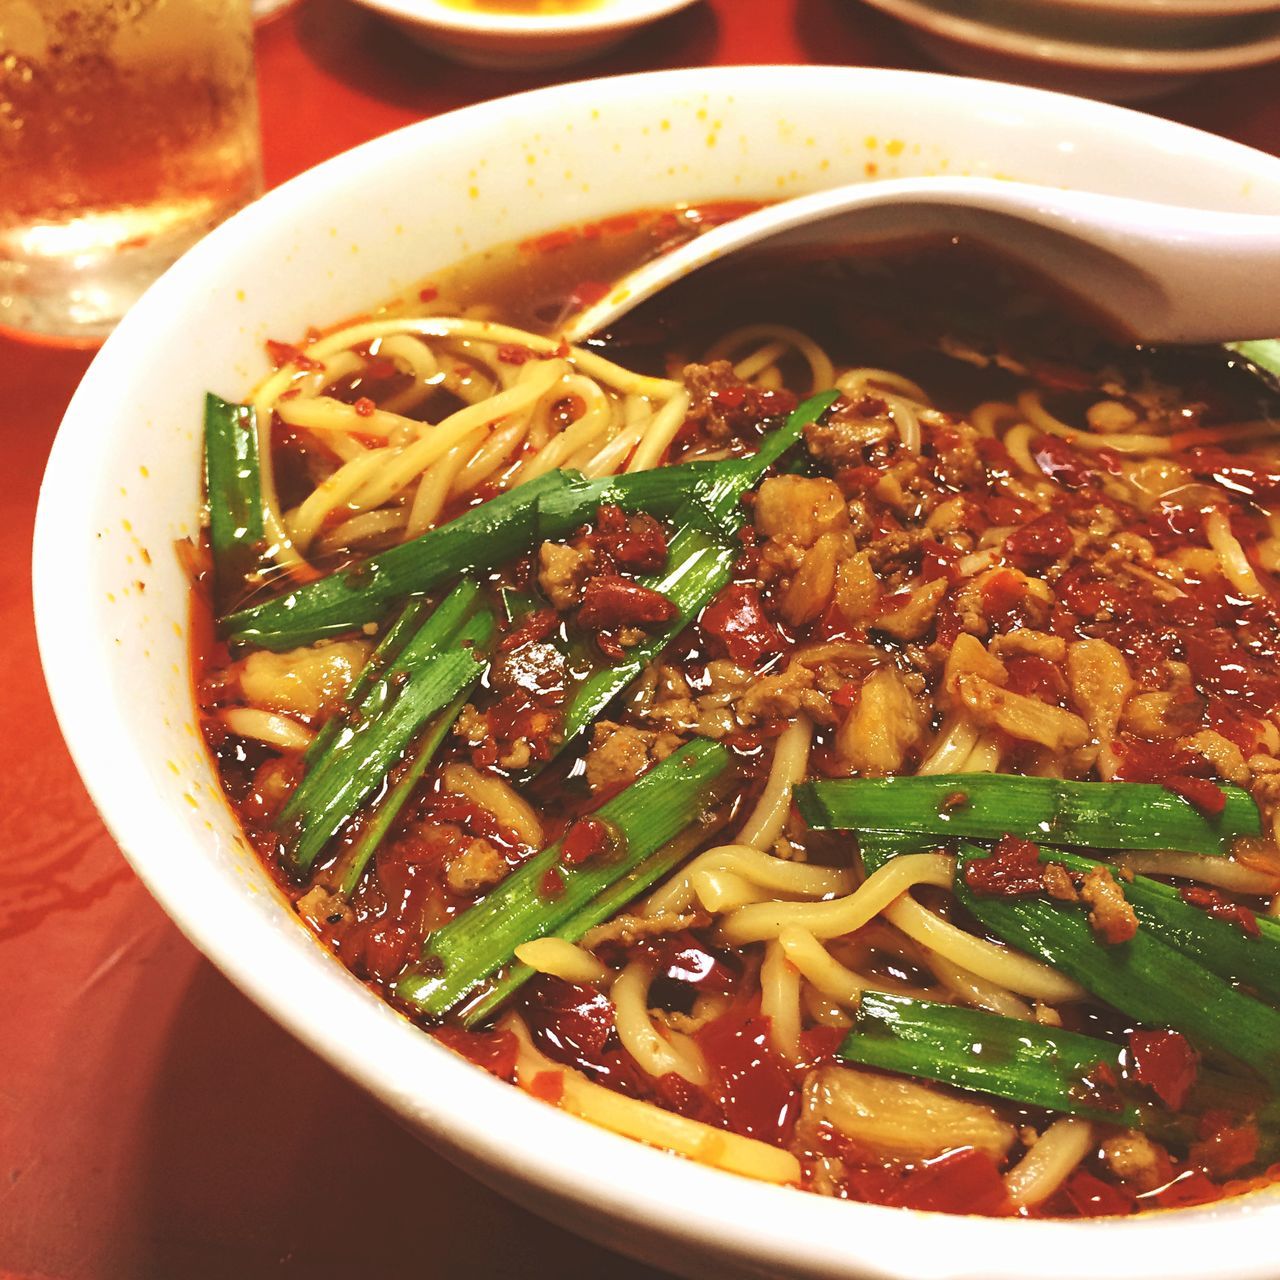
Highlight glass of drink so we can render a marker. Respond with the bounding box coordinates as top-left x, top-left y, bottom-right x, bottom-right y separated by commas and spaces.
0, 0, 263, 341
